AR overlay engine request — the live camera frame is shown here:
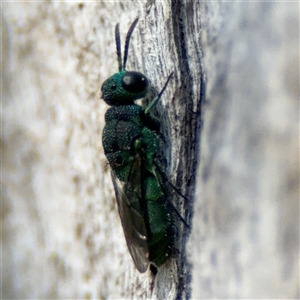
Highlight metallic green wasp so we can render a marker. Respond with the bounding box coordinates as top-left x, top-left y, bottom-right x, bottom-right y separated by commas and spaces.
101, 18, 184, 273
